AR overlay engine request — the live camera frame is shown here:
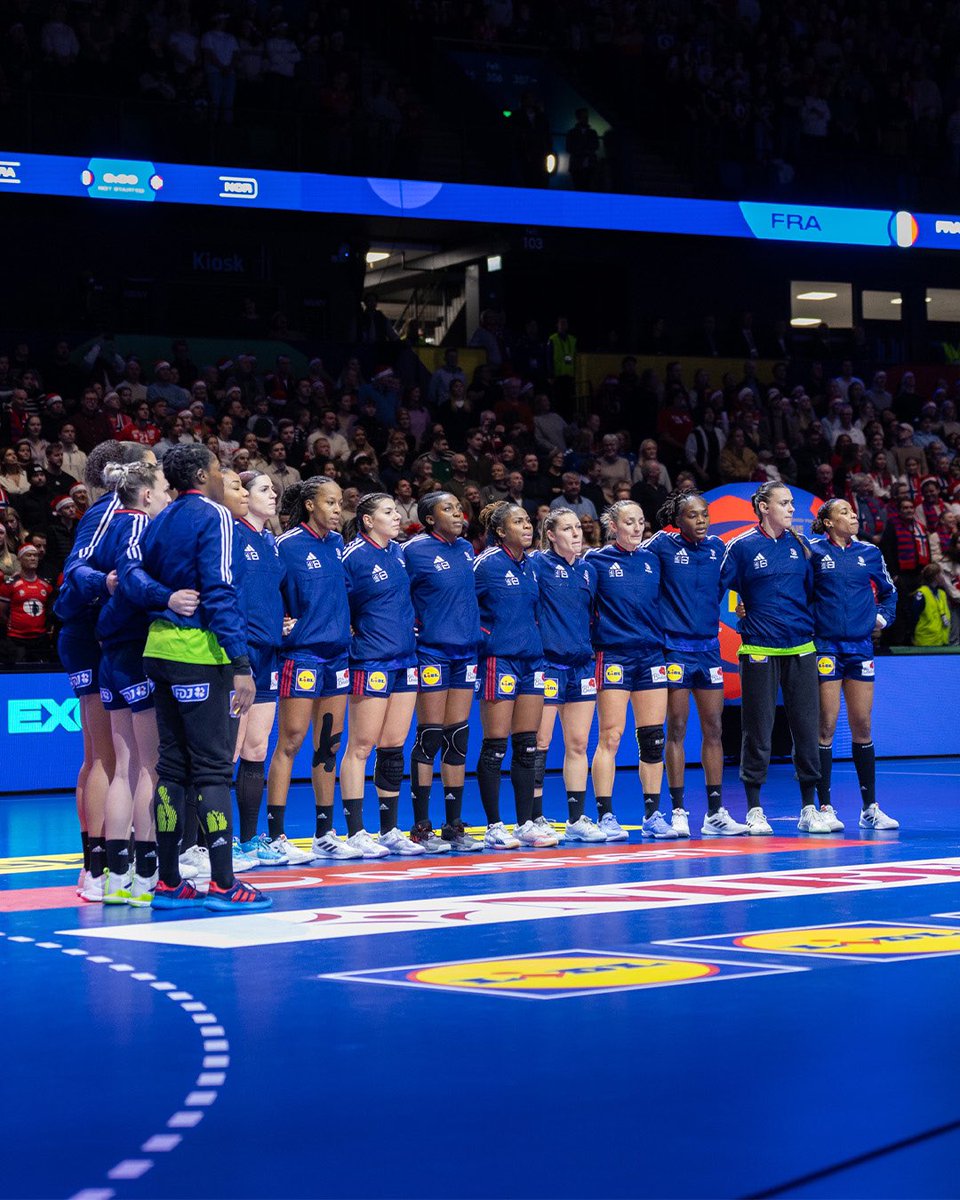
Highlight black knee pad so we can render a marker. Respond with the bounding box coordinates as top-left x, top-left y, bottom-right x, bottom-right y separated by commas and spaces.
373, 746, 405, 792
478, 737, 508, 772
511, 730, 538, 768
636, 724, 665, 764
441, 721, 469, 767
410, 722, 444, 767
311, 712, 341, 773
533, 748, 547, 787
